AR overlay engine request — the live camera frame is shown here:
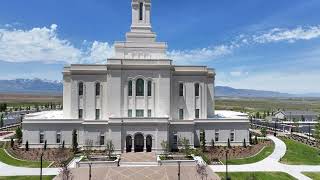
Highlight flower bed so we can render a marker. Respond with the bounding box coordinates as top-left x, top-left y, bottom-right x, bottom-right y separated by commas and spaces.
76, 155, 120, 168
157, 154, 196, 166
